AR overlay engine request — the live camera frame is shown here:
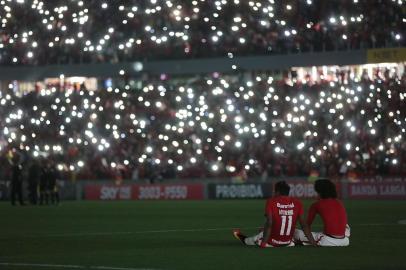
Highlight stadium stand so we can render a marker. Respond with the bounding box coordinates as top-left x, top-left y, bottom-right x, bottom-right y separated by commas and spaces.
0, 0, 405, 65
0, 66, 405, 181
0, 0, 405, 182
